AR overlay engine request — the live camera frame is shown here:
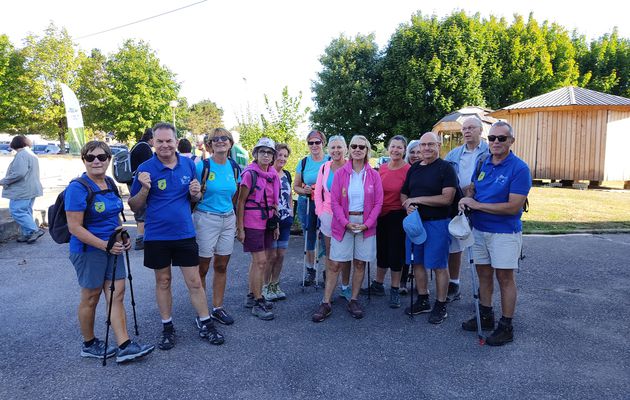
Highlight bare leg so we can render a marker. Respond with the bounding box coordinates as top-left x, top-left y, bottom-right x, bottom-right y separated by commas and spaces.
250, 251, 268, 299
154, 267, 173, 320
448, 251, 462, 280
270, 248, 287, 282
413, 264, 429, 295
433, 269, 449, 302
198, 256, 212, 291
323, 261, 344, 303
375, 266, 386, 284
476, 264, 494, 308
103, 279, 130, 346
351, 260, 366, 300
341, 262, 351, 286
180, 266, 210, 318
78, 287, 101, 341
496, 269, 517, 318
212, 255, 231, 308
